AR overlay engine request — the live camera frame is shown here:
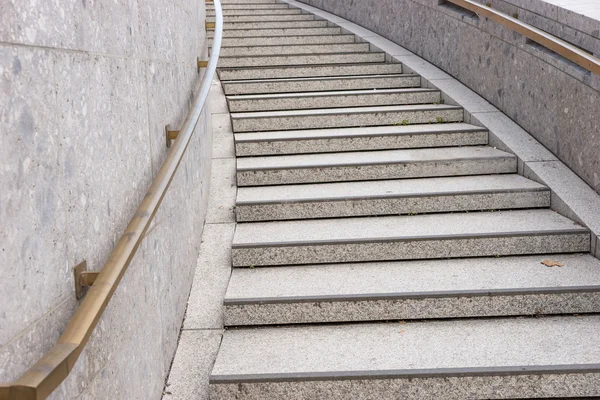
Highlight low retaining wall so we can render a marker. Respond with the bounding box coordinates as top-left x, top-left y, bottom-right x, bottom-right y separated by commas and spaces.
300, 0, 600, 194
